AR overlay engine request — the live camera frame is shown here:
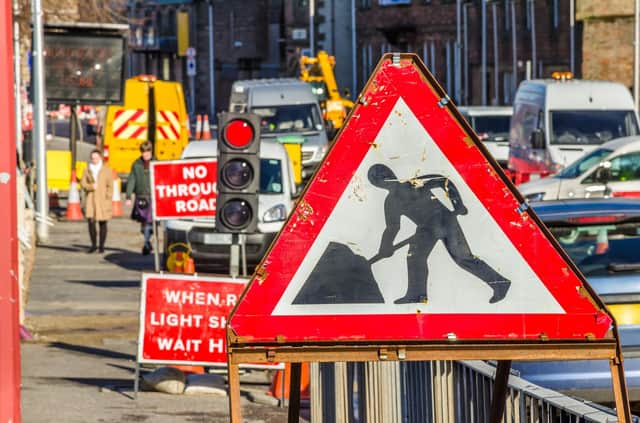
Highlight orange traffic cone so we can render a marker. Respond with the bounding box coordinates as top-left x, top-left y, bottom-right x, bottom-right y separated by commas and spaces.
184, 257, 195, 274
66, 170, 83, 220
202, 115, 212, 140
195, 114, 202, 140
111, 170, 122, 217
268, 363, 310, 402
185, 119, 192, 139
